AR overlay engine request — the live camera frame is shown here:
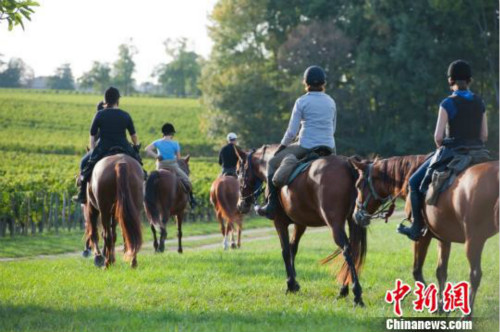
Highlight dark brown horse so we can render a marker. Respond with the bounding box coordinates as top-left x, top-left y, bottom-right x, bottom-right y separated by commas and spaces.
351, 156, 499, 316
210, 175, 244, 250
84, 154, 143, 268
237, 145, 367, 306
144, 157, 191, 254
